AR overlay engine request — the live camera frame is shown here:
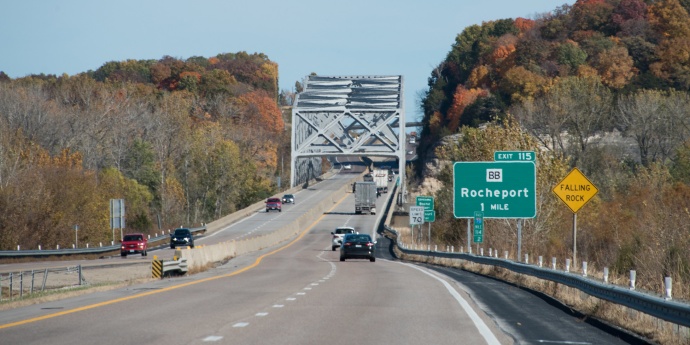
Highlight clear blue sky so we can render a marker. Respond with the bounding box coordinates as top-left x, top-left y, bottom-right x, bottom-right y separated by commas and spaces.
0, 0, 572, 120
